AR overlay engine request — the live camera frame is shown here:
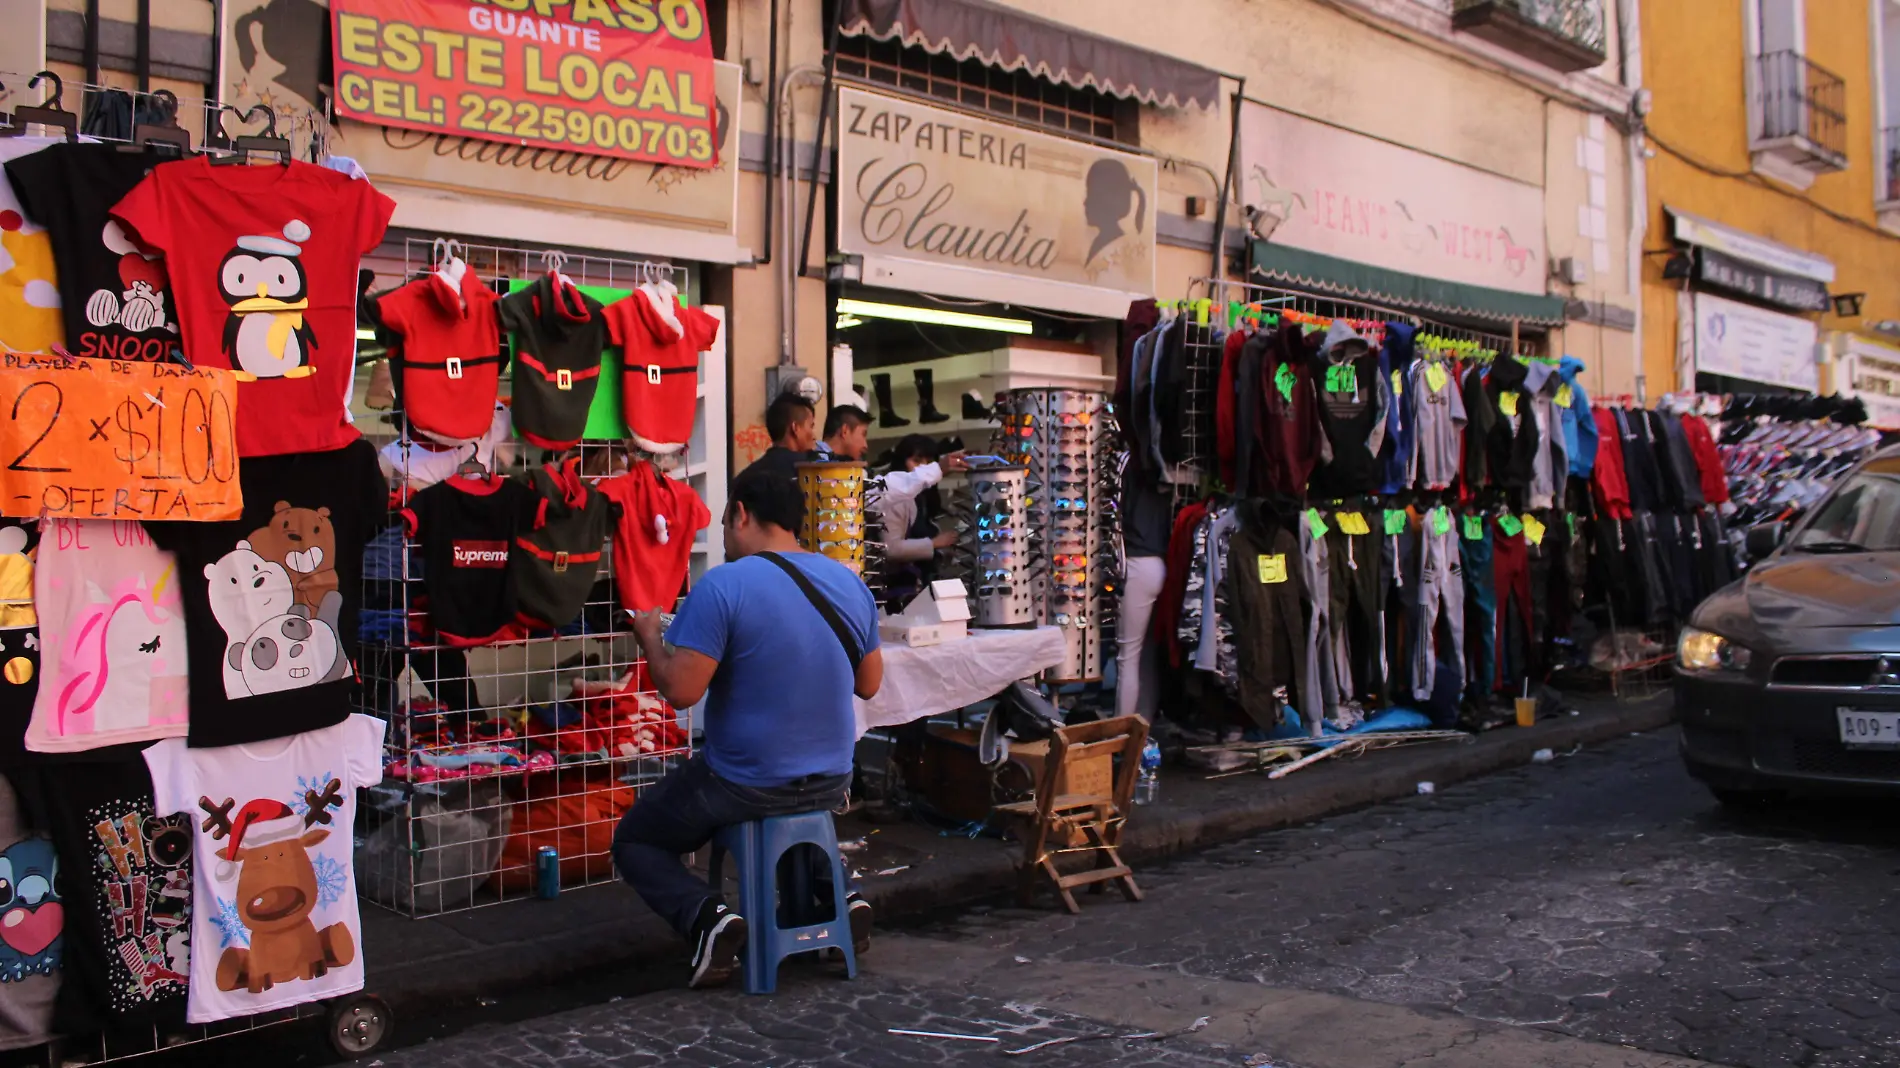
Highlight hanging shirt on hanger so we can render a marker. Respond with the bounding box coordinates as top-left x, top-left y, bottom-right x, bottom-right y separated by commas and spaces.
144, 713, 384, 1024
0, 520, 41, 773
1308, 322, 1385, 499
514, 458, 612, 629
1408, 356, 1467, 492
1257, 325, 1328, 499
596, 462, 711, 614
378, 405, 516, 493
0, 137, 70, 356
110, 157, 395, 457
144, 439, 386, 747
603, 281, 720, 454
401, 473, 538, 646
374, 261, 504, 443
1376, 324, 1419, 495
500, 273, 607, 451
5, 142, 180, 363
